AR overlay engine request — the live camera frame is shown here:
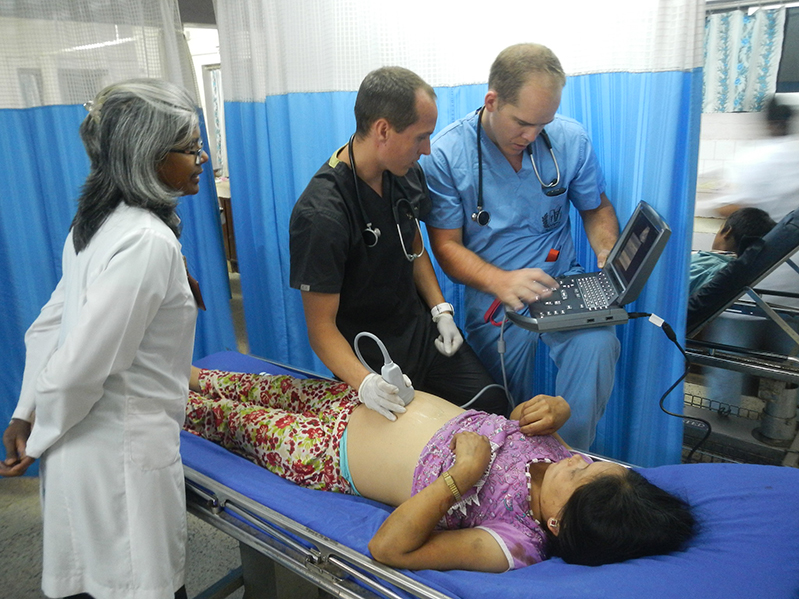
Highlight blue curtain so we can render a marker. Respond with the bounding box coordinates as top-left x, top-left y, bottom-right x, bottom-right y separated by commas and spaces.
225, 93, 357, 374
225, 68, 702, 466
0, 105, 237, 451
561, 71, 702, 465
